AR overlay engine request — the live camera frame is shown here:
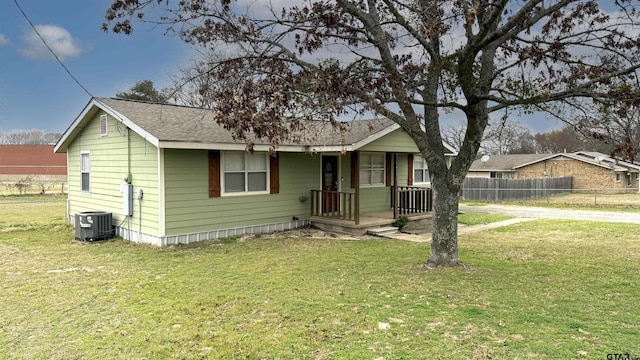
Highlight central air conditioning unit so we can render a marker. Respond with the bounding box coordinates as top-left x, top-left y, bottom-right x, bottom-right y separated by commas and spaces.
74, 211, 114, 241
